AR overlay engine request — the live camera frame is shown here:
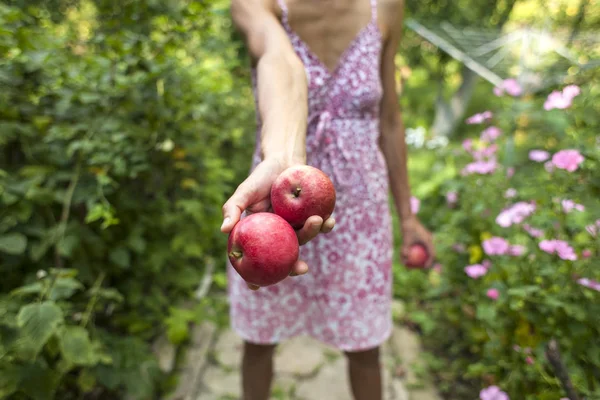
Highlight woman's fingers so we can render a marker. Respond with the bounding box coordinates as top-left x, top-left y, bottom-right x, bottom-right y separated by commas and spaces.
296, 215, 324, 245
289, 260, 309, 276
321, 217, 335, 233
